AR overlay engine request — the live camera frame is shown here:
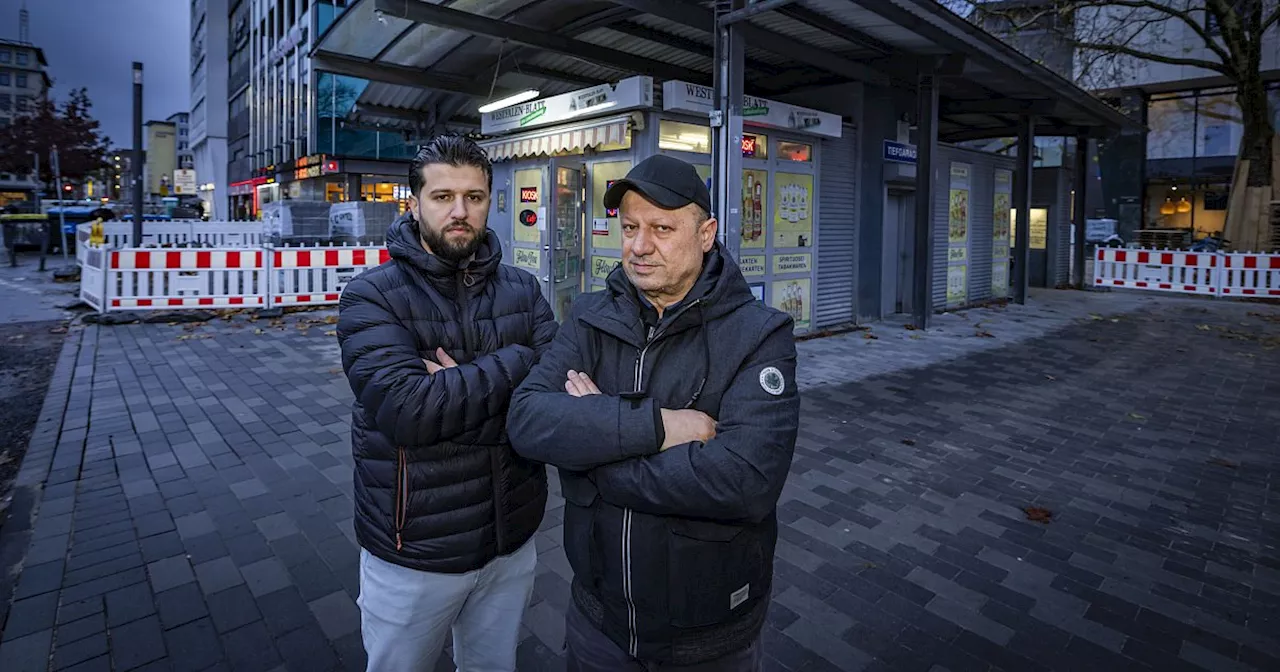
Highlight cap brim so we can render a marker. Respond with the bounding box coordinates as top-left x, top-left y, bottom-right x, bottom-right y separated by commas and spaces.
603, 178, 697, 211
